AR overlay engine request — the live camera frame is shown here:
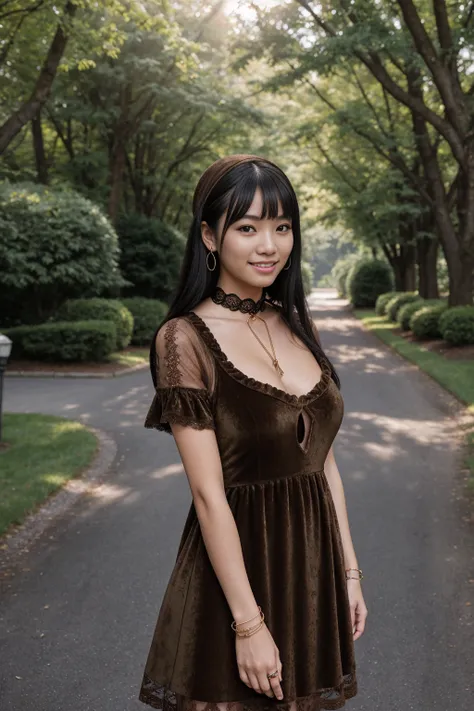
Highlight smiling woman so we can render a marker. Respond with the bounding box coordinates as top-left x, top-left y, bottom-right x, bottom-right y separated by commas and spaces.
138, 154, 366, 711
